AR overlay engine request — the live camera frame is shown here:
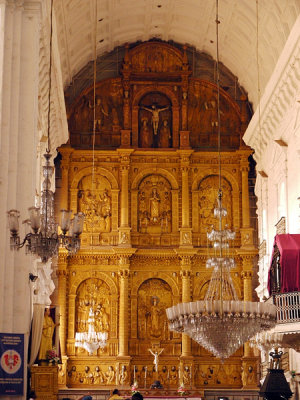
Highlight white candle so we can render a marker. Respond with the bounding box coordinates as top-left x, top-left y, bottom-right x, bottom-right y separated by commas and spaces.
145, 366, 147, 379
